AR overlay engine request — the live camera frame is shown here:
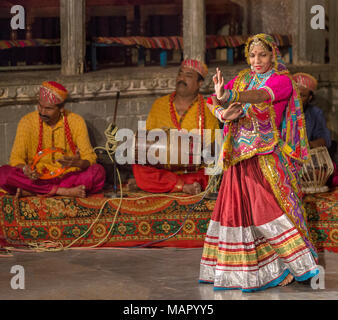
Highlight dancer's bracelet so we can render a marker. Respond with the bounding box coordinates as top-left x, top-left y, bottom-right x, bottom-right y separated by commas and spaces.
226, 90, 233, 103
227, 90, 240, 103
211, 105, 222, 116
212, 105, 225, 120
217, 90, 230, 102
